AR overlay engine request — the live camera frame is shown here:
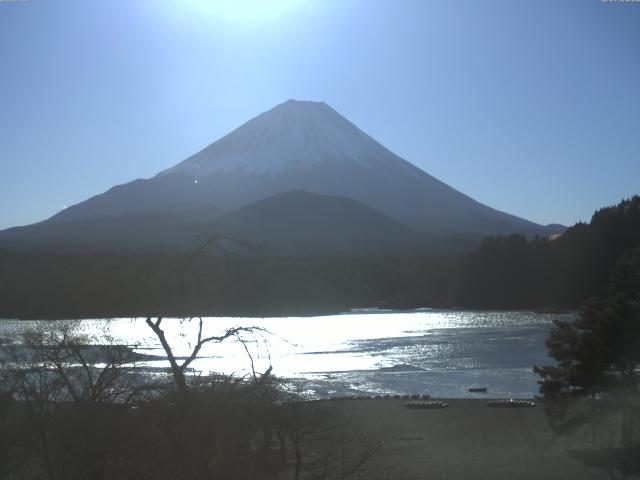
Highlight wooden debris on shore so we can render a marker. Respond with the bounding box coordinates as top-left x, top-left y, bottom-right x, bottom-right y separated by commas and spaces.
486, 399, 536, 408
328, 395, 372, 401
327, 393, 431, 401
405, 400, 449, 409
